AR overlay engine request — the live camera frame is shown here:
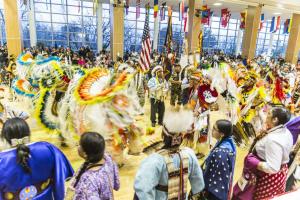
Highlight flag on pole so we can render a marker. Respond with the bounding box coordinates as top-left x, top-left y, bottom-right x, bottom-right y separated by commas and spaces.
259, 14, 264, 30
165, 6, 173, 53
240, 12, 246, 29
221, 8, 231, 28
160, 2, 166, 21
139, 5, 151, 72
179, 0, 184, 21
136, 0, 141, 19
154, 0, 159, 18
